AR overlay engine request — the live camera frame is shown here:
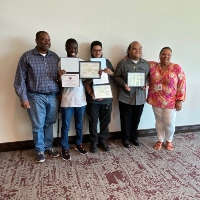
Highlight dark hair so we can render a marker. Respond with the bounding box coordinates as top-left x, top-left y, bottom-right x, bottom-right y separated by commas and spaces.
90, 41, 102, 51
65, 38, 78, 48
36, 31, 48, 39
160, 47, 172, 55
